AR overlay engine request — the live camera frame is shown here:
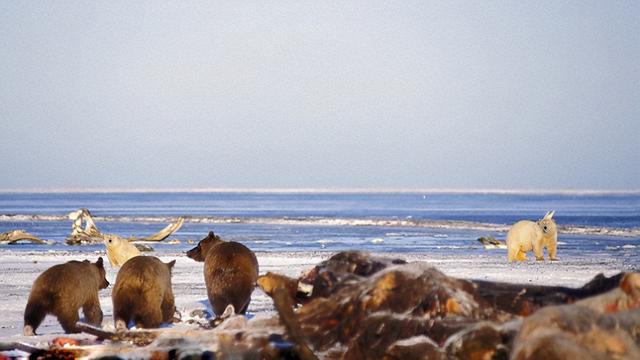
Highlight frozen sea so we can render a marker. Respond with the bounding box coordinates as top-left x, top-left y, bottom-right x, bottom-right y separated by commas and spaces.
0, 191, 638, 341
